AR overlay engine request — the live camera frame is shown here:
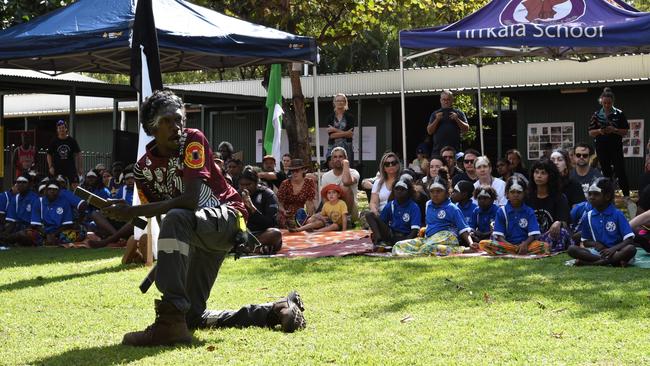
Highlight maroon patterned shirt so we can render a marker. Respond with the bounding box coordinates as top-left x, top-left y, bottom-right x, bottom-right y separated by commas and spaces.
133, 128, 247, 220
